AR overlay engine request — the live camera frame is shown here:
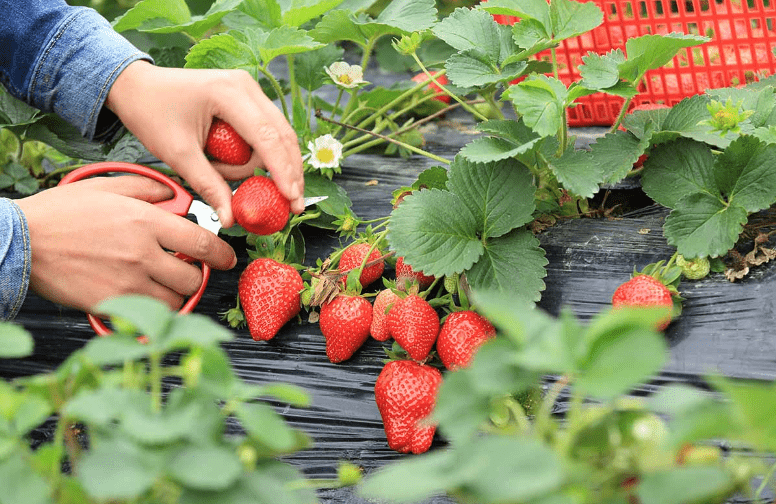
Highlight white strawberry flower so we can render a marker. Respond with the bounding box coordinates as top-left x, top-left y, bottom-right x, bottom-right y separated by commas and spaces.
306, 134, 343, 169
325, 61, 367, 89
